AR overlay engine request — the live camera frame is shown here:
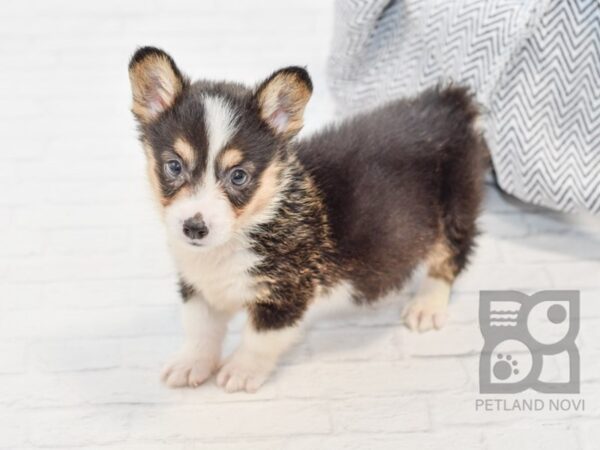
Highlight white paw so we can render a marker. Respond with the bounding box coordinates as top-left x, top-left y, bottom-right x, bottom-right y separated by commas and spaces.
216, 351, 274, 393
402, 299, 448, 332
160, 353, 216, 388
